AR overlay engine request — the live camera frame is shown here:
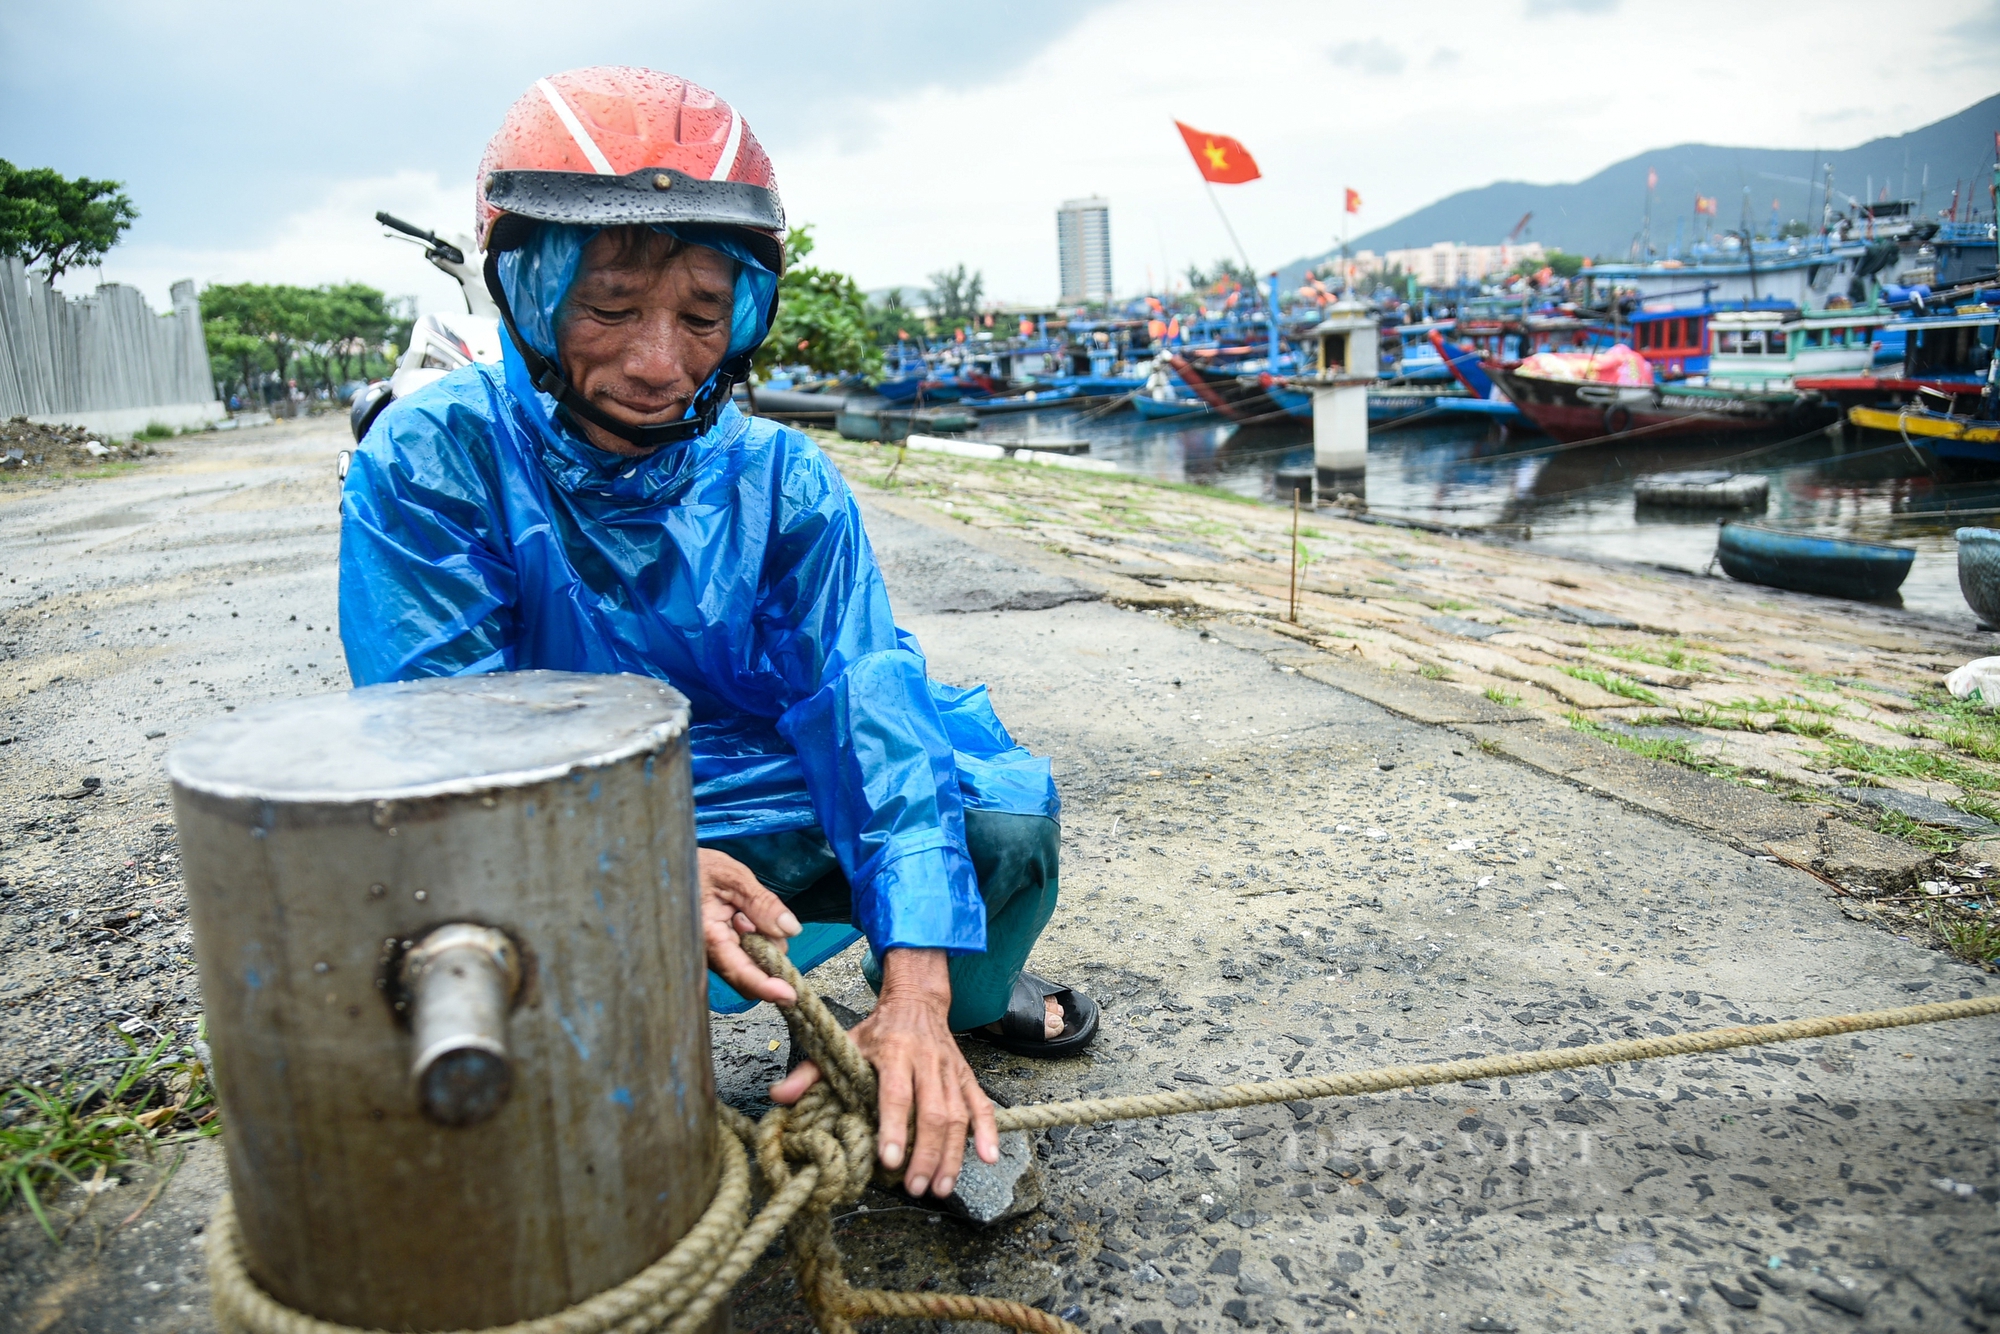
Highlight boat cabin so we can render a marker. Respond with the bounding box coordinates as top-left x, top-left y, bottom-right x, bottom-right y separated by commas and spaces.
1627, 310, 1708, 377
1898, 309, 1998, 387
1704, 309, 1889, 391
